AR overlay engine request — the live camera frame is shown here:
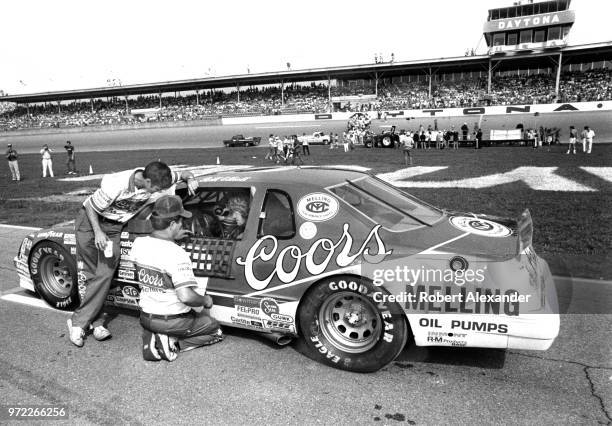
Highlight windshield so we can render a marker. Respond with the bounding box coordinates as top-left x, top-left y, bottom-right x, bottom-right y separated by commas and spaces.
326, 176, 443, 230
